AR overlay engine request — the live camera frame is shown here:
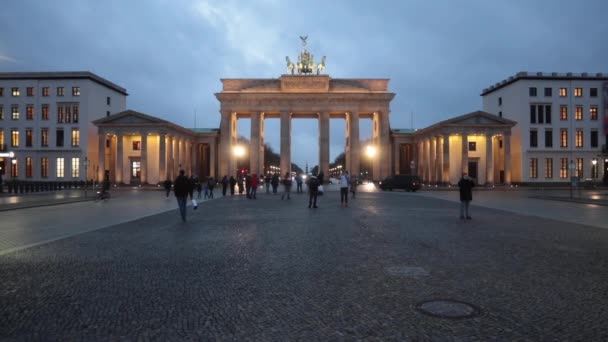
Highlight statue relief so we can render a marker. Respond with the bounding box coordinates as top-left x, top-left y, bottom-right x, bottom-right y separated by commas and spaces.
285, 36, 326, 76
